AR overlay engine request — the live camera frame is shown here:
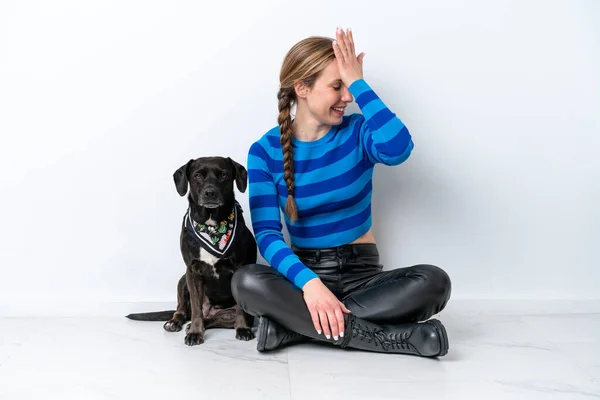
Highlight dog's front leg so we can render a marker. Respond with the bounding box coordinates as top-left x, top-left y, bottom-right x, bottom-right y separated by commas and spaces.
164, 274, 189, 332
184, 267, 205, 346
234, 305, 255, 341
